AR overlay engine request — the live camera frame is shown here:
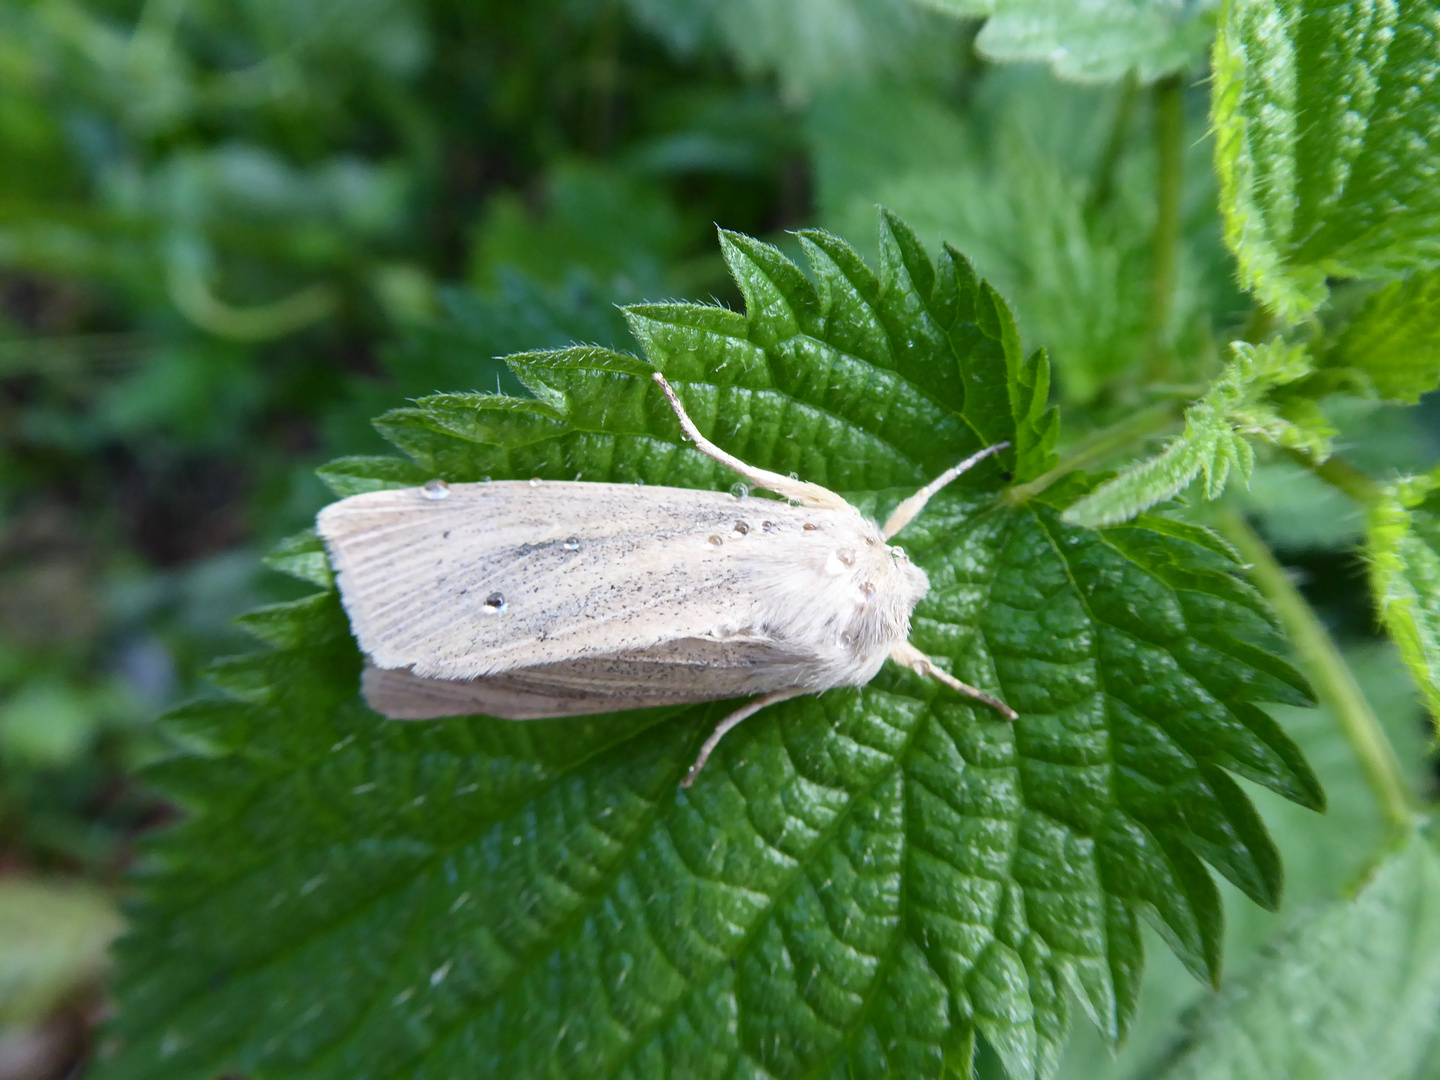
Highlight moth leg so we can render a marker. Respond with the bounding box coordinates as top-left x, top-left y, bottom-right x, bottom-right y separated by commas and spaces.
890, 640, 1017, 721
681, 687, 811, 788
881, 441, 1011, 539
652, 372, 850, 512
